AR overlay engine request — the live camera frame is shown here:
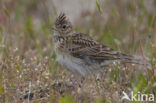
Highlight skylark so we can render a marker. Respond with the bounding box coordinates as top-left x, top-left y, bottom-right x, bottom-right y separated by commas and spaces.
52, 13, 147, 77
